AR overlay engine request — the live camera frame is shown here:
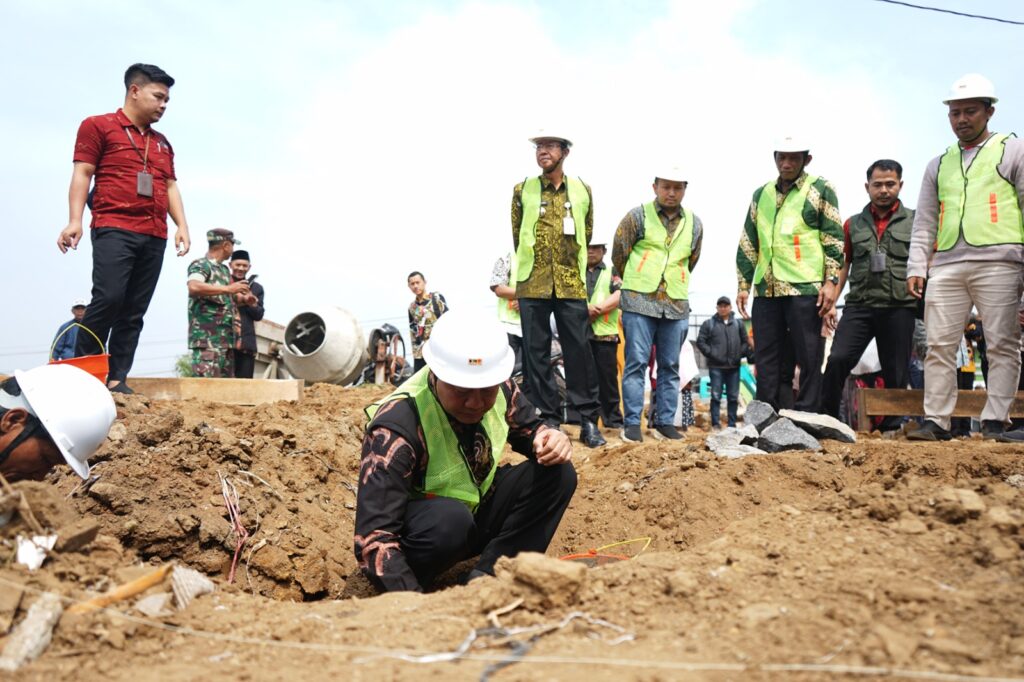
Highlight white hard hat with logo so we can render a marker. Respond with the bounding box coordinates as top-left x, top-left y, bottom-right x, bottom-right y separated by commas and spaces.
528, 130, 573, 148
422, 310, 514, 389
943, 73, 998, 104
72, 298, 88, 308
14, 364, 116, 478
654, 166, 687, 183
773, 135, 810, 153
